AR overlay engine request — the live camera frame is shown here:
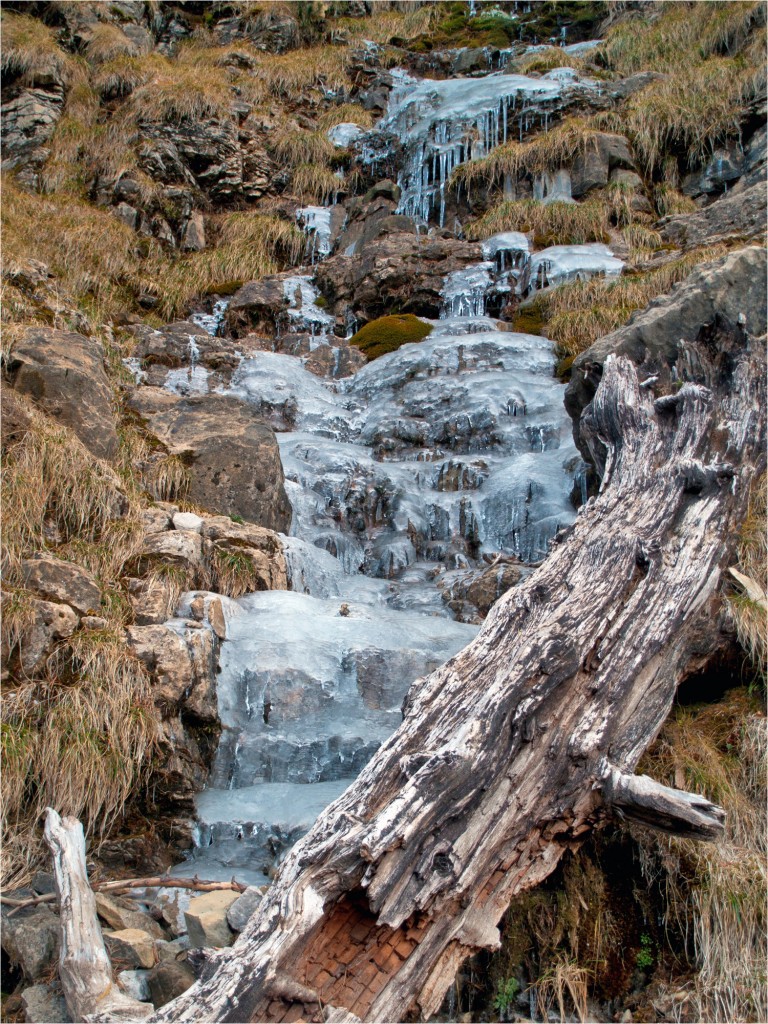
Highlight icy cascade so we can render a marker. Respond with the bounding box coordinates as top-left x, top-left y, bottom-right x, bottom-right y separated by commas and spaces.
281, 274, 336, 342
528, 243, 623, 292
296, 206, 334, 264
190, 298, 229, 336
376, 69, 583, 226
